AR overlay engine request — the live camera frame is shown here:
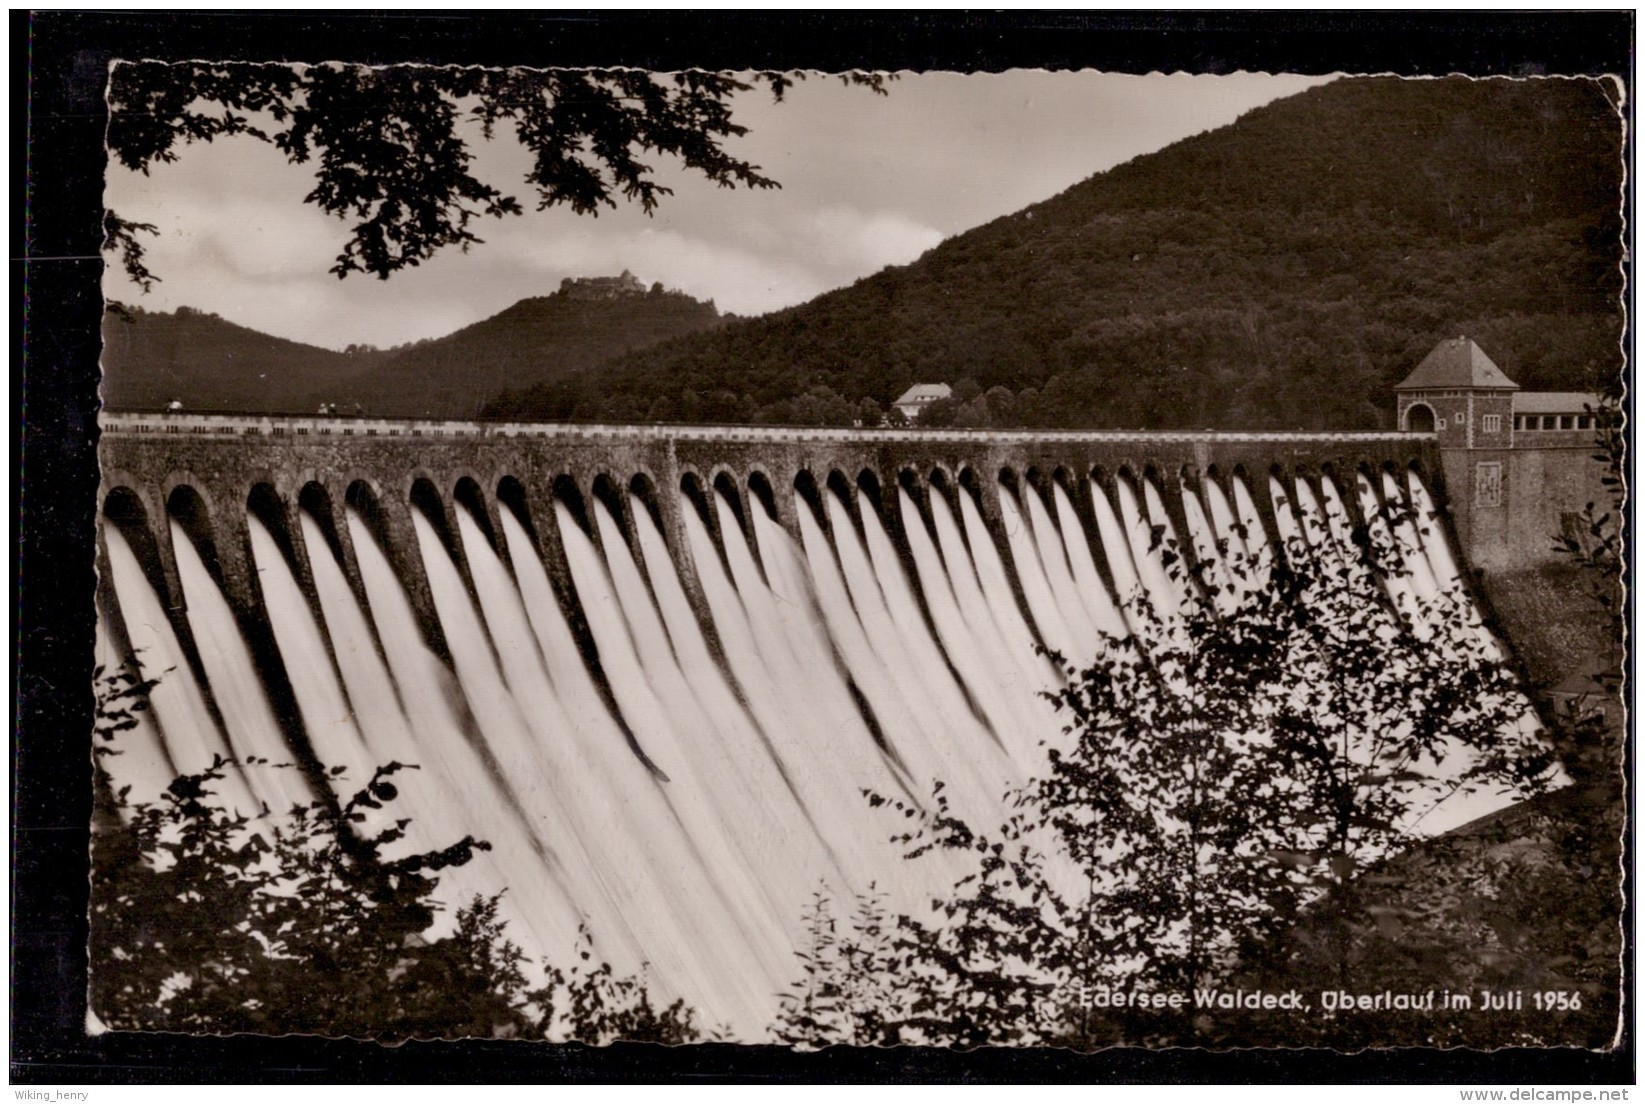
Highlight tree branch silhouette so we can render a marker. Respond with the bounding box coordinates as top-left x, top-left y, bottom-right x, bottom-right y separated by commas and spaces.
104, 62, 889, 282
